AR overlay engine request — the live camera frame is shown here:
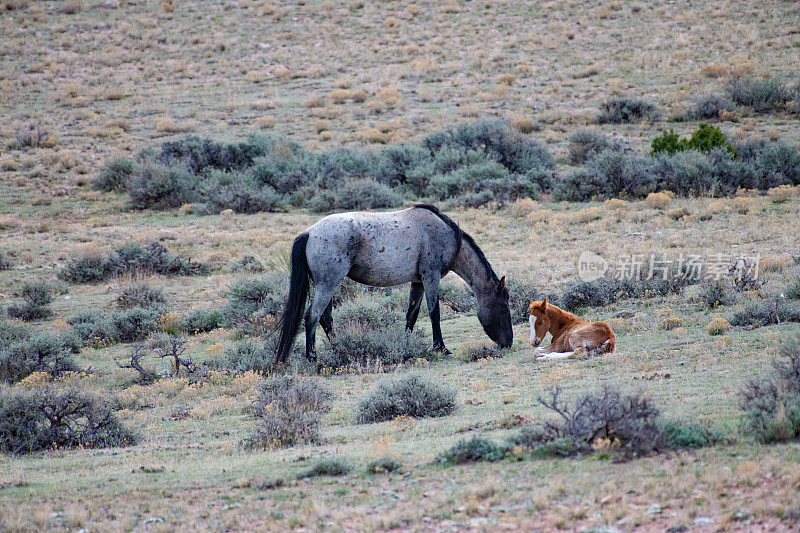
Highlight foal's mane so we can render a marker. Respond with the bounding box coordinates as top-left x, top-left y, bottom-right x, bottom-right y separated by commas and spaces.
412, 203, 499, 283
